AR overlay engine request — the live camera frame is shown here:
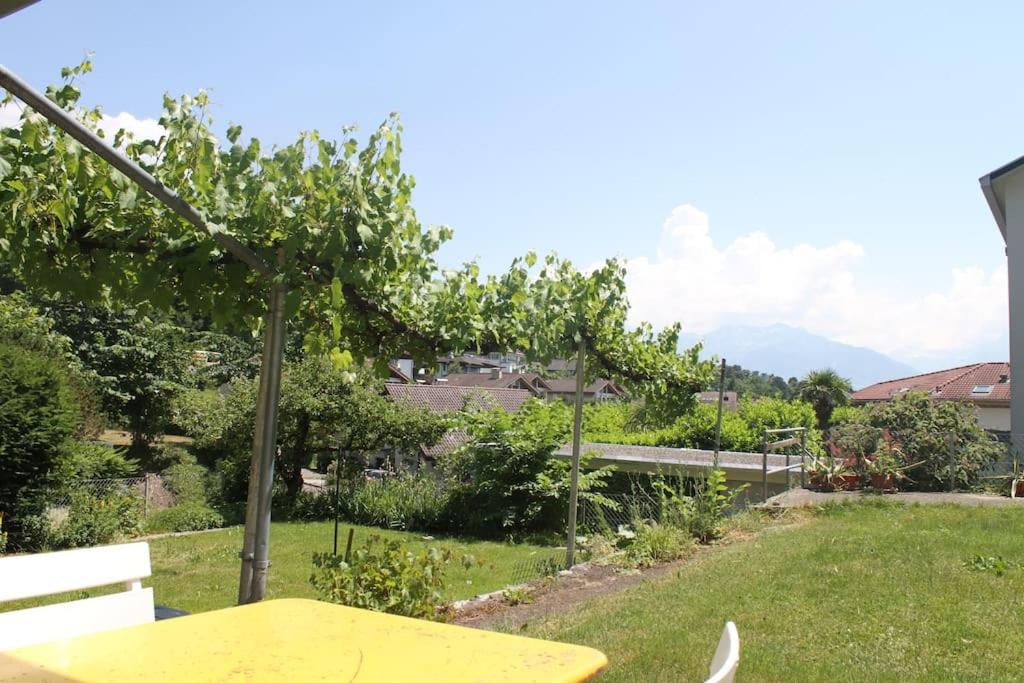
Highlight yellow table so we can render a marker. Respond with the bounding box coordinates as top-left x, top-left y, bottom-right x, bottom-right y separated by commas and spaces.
0, 598, 606, 682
